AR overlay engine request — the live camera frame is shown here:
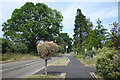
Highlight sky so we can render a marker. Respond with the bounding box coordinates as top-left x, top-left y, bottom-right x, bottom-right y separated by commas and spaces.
0, 0, 119, 38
